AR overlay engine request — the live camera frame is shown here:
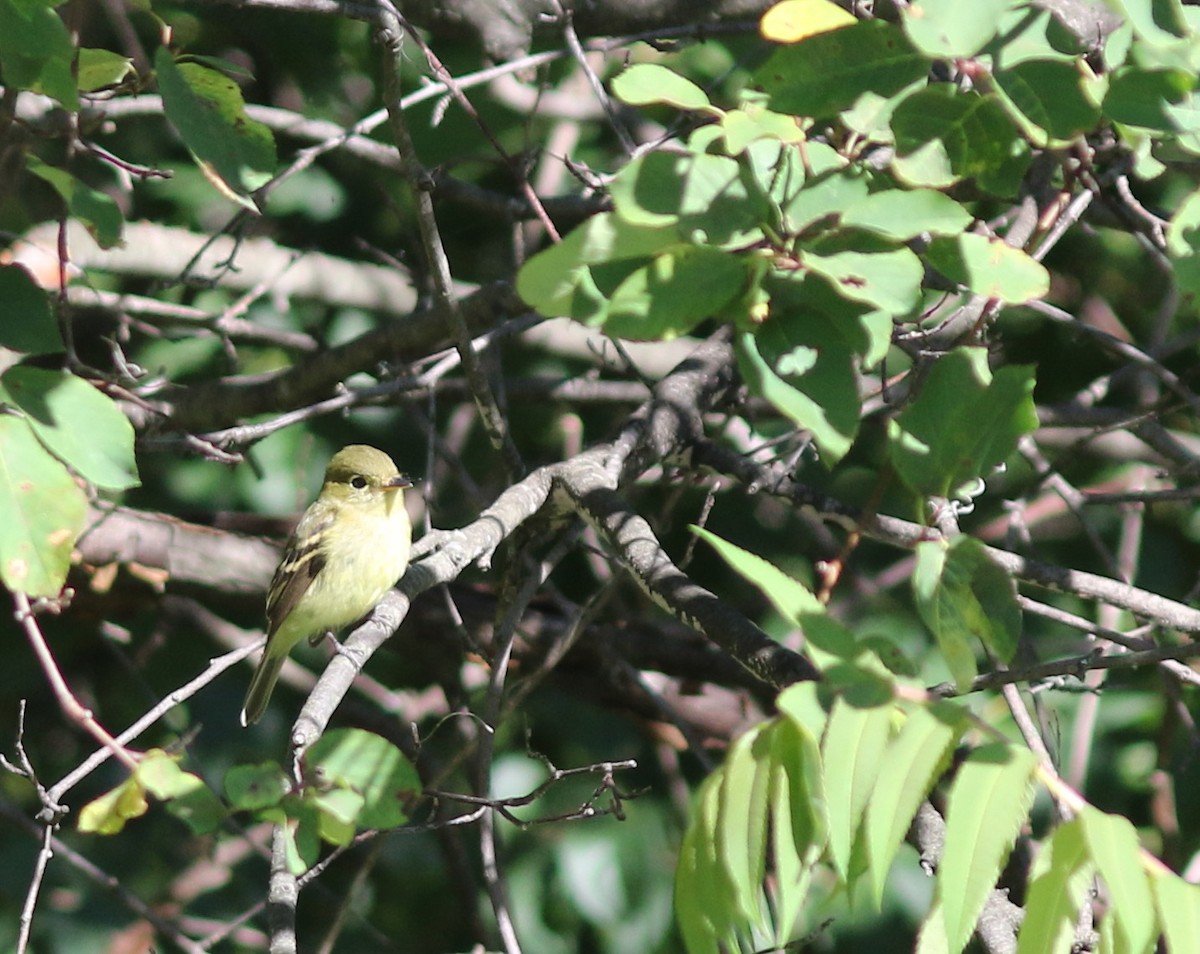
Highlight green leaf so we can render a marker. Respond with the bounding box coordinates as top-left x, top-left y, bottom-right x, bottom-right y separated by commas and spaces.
676, 773, 736, 954
516, 212, 678, 322
902, 0, 1012, 58
611, 63, 714, 113
912, 536, 1021, 691
690, 525, 824, 625
735, 323, 858, 464
1167, 188, 1200, 300
1151, 869, 1200, 954
155, 47, 276, 207
865, 702, 967, 906
310, 786, 364, 846
224, 761, 289, 811
926, 232, 1049, 304
756, 20, 930, 119
76, 47, 135, 92
803, 247, 924, 314
766, 716, 825, 941
841, 189, 973, 240
601, 246, 747, 340
993, 59, 1102, 145
305, 727, 419, 830
913, 541, 978, 690
26, 155, 125, 249
891, 87, 1031, 196
782, 166, 867, 235
821, 698, 893, 881
610, 151, 767, 246
0, 367, 139, 491
0, 0, 77, 108
769, 704, 827, 854
719, 103, 807, 154
938, 743, 1038, 954
137, 749, 225, 835
1017, 818, 1094, 954
0, 415, 86, 597
717, 726, 771, 928
278, 799, 321, 874
0, 263, 60, 354
1103, 66, 1194, 132
888, 347, 1039, 500
1079, 807, 1157, 954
